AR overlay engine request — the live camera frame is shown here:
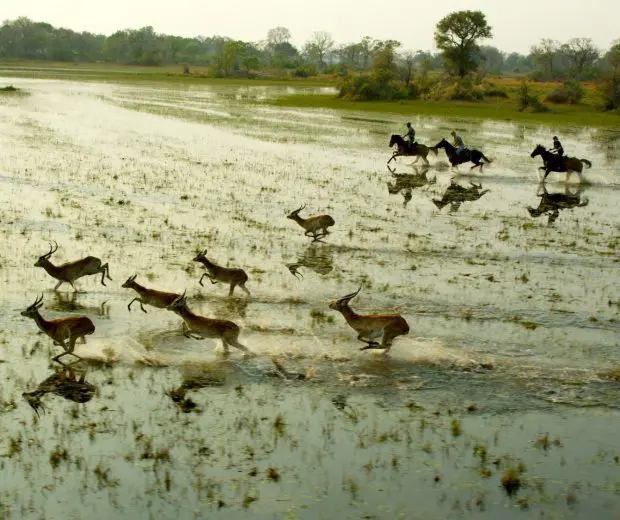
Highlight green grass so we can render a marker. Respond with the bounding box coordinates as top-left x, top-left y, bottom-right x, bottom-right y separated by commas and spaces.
267, 94, 620, 129
0, 61, 333, 87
